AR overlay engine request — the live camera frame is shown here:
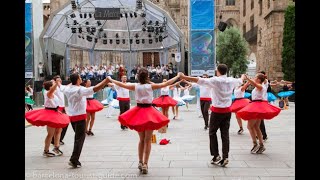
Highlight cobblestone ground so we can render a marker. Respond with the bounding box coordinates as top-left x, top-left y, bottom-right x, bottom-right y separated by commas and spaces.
25, 101, 295, 180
